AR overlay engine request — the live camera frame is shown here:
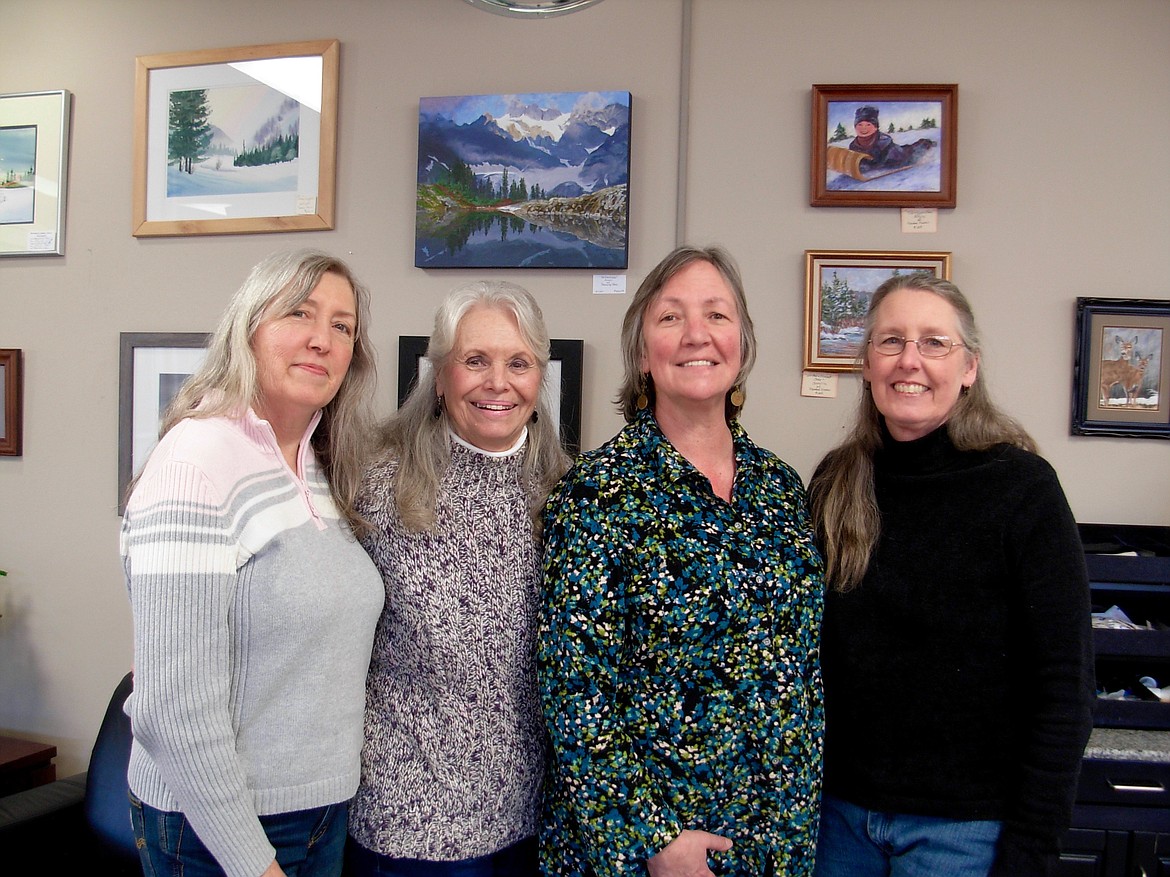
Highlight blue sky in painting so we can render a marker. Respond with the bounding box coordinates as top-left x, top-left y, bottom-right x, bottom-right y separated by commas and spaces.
820, 265, 929, 293
422, 91, 629, 124
827, 100, 944, 139
0, 126, 37, 175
